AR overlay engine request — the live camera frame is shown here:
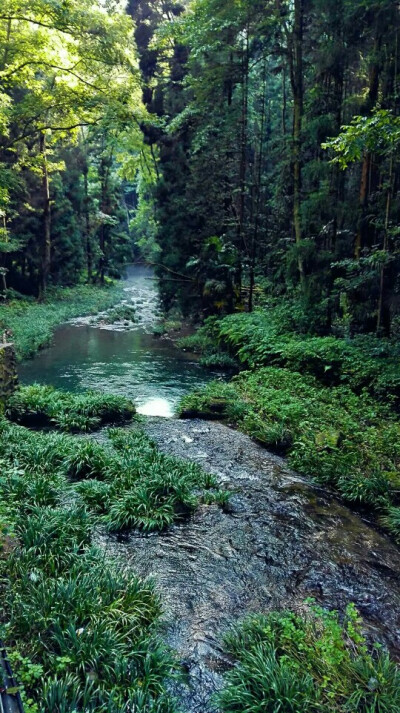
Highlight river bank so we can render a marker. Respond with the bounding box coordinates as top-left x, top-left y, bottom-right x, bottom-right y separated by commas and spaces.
0, 283, 126, 360
17, 266, 220, 418
105, 416, 400, 711
1, 403, 400, 712
177, 312, 400, 544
